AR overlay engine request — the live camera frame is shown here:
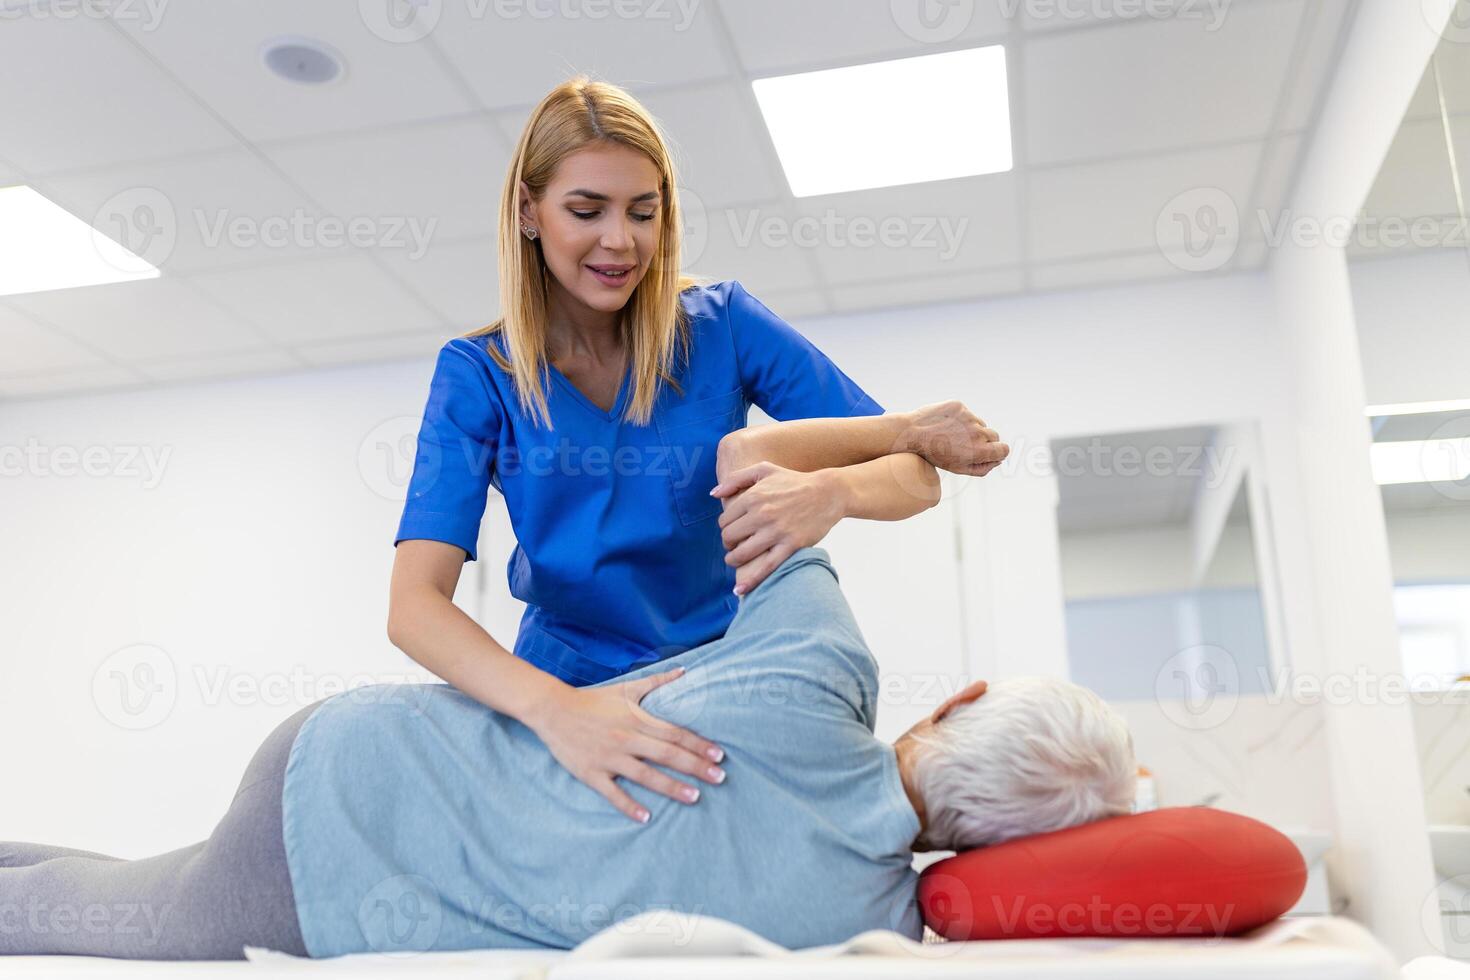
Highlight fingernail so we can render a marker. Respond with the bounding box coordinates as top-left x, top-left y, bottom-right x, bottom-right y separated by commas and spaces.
708, 766, 726, 783
638, 809, 650, 823
733, 585, 744, 596
681, 786, 699, 802
706, 745, 724, 763
708, 487, 718, 496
